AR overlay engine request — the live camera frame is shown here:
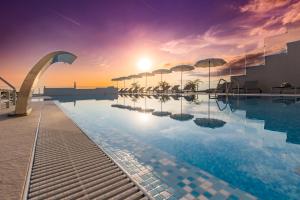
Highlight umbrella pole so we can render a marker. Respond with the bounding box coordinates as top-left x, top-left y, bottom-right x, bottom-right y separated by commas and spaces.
145, 75, 147, 88
208, 97, 210, 119
161, 73, 162, 82
181, 96, 183, 116
124, 80, 125, 88
209, 60, 211, 97
181, 70, 183, 92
